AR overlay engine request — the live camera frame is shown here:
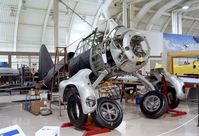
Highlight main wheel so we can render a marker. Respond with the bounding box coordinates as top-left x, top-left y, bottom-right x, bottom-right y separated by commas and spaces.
166, 86, 180, 109
156, 82, 180, 109
140, 91, 168, 119
91, 97, 123, 129
67, 93, 88, 128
